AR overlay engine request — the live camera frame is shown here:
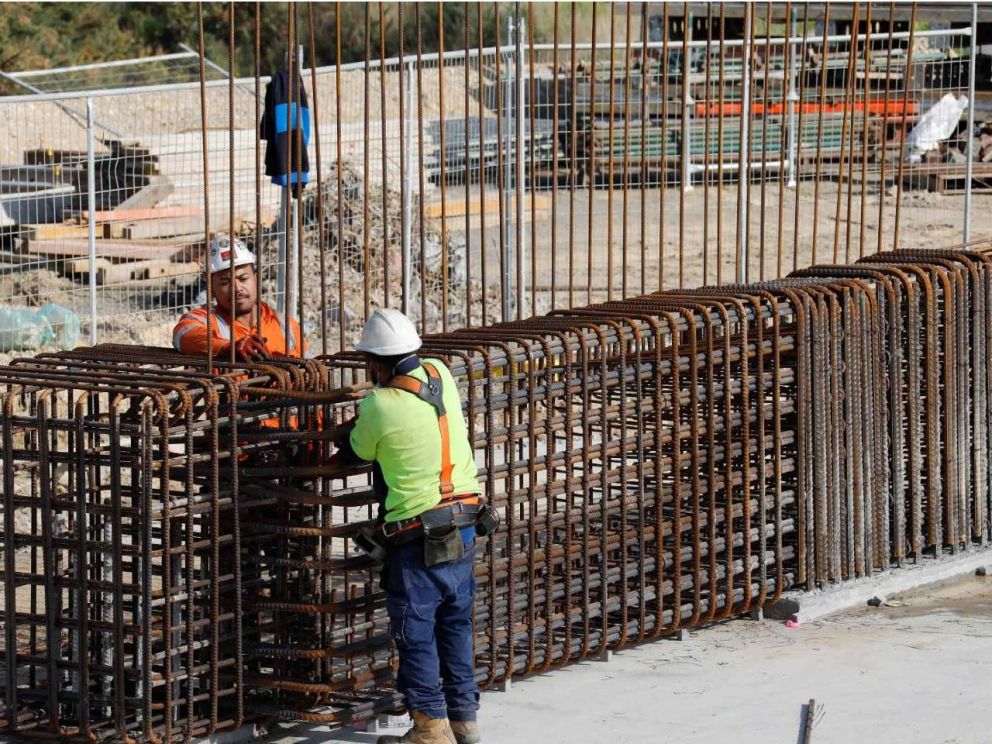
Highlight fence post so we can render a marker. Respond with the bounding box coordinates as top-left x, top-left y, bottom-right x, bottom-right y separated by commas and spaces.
682, 13, 695, 193
516, 12, 527, 318
502, 16, 515, 322
787, 8, 799, 188
402, 60, 414, 314
964, 3, 978, 243
86, 97, 98, 345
